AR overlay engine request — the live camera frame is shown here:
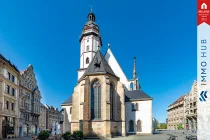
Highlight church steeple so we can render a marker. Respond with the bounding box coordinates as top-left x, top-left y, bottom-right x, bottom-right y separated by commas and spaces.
87, 9, 96, 22
78, 11, 103, 80
133, 57, 140, 90
133, 57, 137, 80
